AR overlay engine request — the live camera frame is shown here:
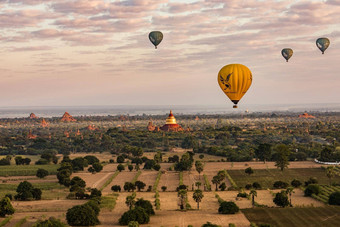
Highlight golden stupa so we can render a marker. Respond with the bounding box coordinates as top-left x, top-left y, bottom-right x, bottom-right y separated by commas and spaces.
160, 110, 183, 132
